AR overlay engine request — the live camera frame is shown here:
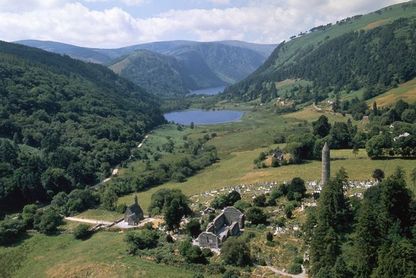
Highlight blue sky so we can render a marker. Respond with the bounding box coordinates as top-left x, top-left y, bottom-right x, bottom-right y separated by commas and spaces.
0, 0, 405, 48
